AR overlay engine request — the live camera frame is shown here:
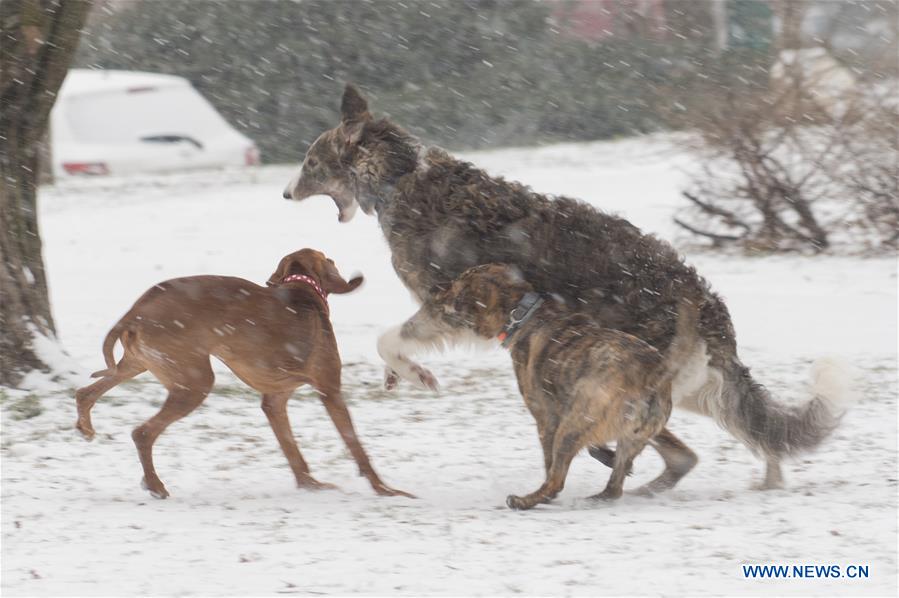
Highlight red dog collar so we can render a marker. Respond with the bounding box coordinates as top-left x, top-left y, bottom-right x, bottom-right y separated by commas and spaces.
281, 274, 328, 306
